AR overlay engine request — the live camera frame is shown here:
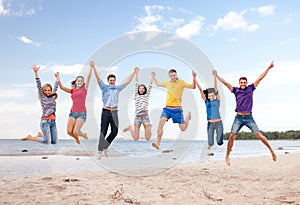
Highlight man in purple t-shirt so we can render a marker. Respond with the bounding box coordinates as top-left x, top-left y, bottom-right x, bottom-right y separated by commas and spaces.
215, 61, 277, 166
